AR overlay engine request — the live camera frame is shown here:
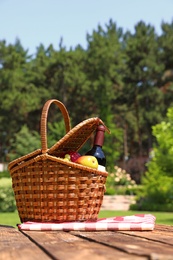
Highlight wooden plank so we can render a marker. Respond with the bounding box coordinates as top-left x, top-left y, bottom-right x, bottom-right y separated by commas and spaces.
118, 224, 173, 246
71, 229, 173, 259
2, 224, 172, 260
23, 230, 147, 260
155, 224, 173, 233
0, 225, 49, 260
